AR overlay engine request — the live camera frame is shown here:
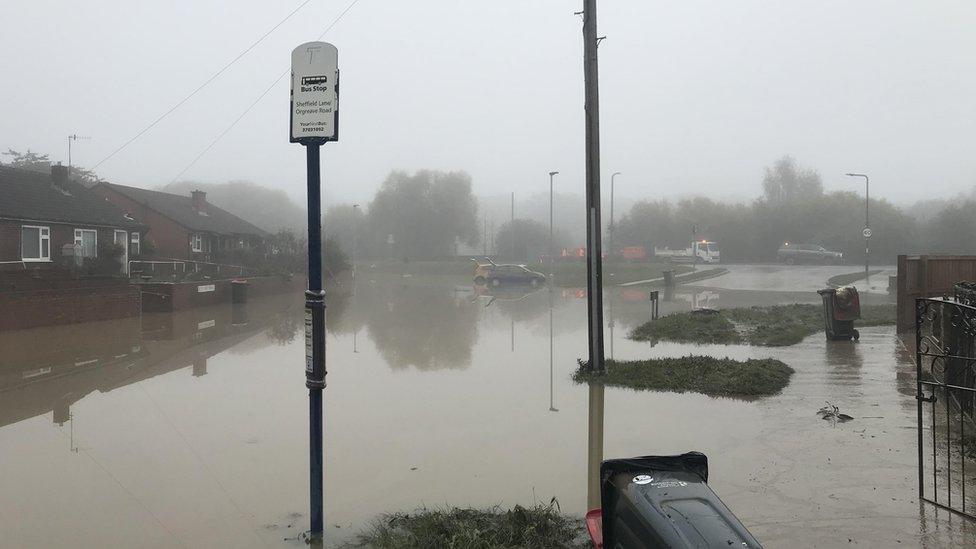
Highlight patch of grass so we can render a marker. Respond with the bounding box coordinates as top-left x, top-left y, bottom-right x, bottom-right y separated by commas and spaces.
631, 303, 896, 347
631, 311, 739, 344
574, 356, 794, 397
827, 270, 884, 288
342, 501, 588, 549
